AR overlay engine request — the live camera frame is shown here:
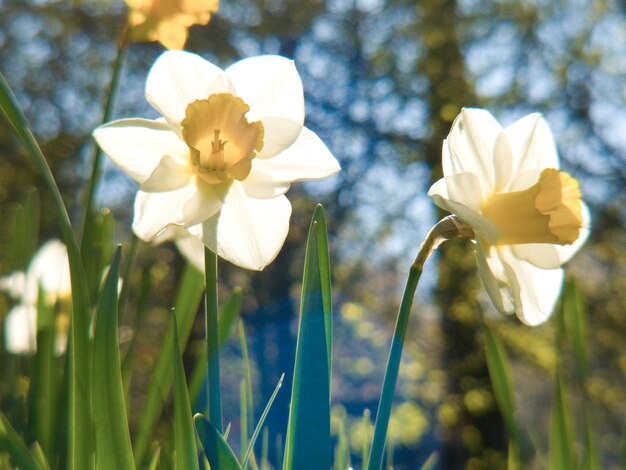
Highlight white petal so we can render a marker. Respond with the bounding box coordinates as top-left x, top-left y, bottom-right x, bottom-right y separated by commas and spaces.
511, 201, 591, 268
133, 180, 206, 241
202, 182, 292, 270
447, 108, 502, 190
93, 119, 187, 184
4, 304, 37, 355
150, 224, 186, 245
444, 172, 484, 212
499, 247, 564, 326
0, 272, 27, 300
428, 175, 500, 244
492, 132, 514, 192
475, 242, 515, 315
145, 51, 233, 128
507, 168, 543, 192
226, 56, 305, 125
502, 113, 559, 187
245, 126, 341, 198
27, 240, 71, 304
242, 173, 291, 199
256, 117, 304, 159
182, 182, 225, 227
510, 244, 562, 270
141, 155, 192, 192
